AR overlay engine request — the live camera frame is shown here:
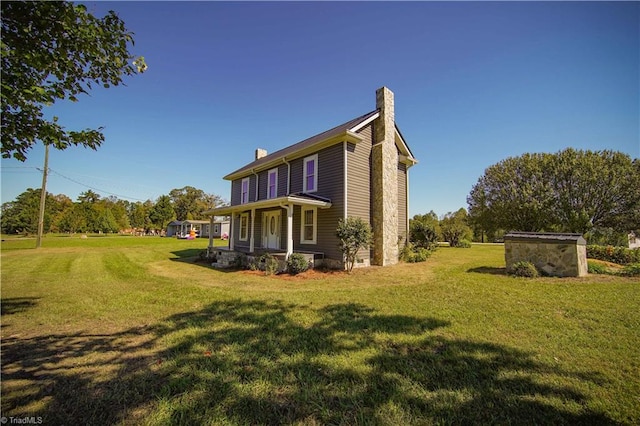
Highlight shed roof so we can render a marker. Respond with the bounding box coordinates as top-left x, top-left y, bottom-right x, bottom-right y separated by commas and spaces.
504, 232, 586, 245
